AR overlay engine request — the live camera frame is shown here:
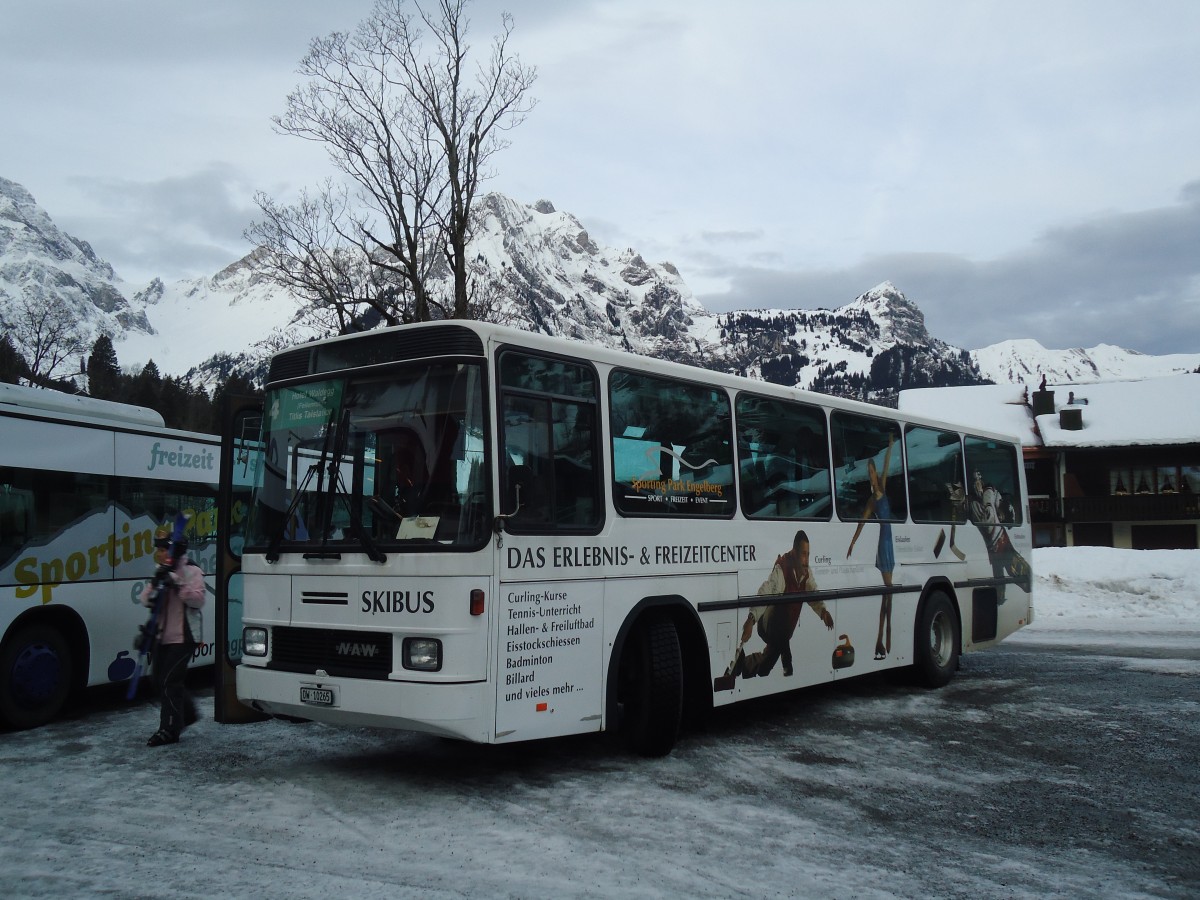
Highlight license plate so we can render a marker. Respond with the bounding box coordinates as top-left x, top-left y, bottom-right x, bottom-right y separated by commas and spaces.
300, 686, 335, 706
